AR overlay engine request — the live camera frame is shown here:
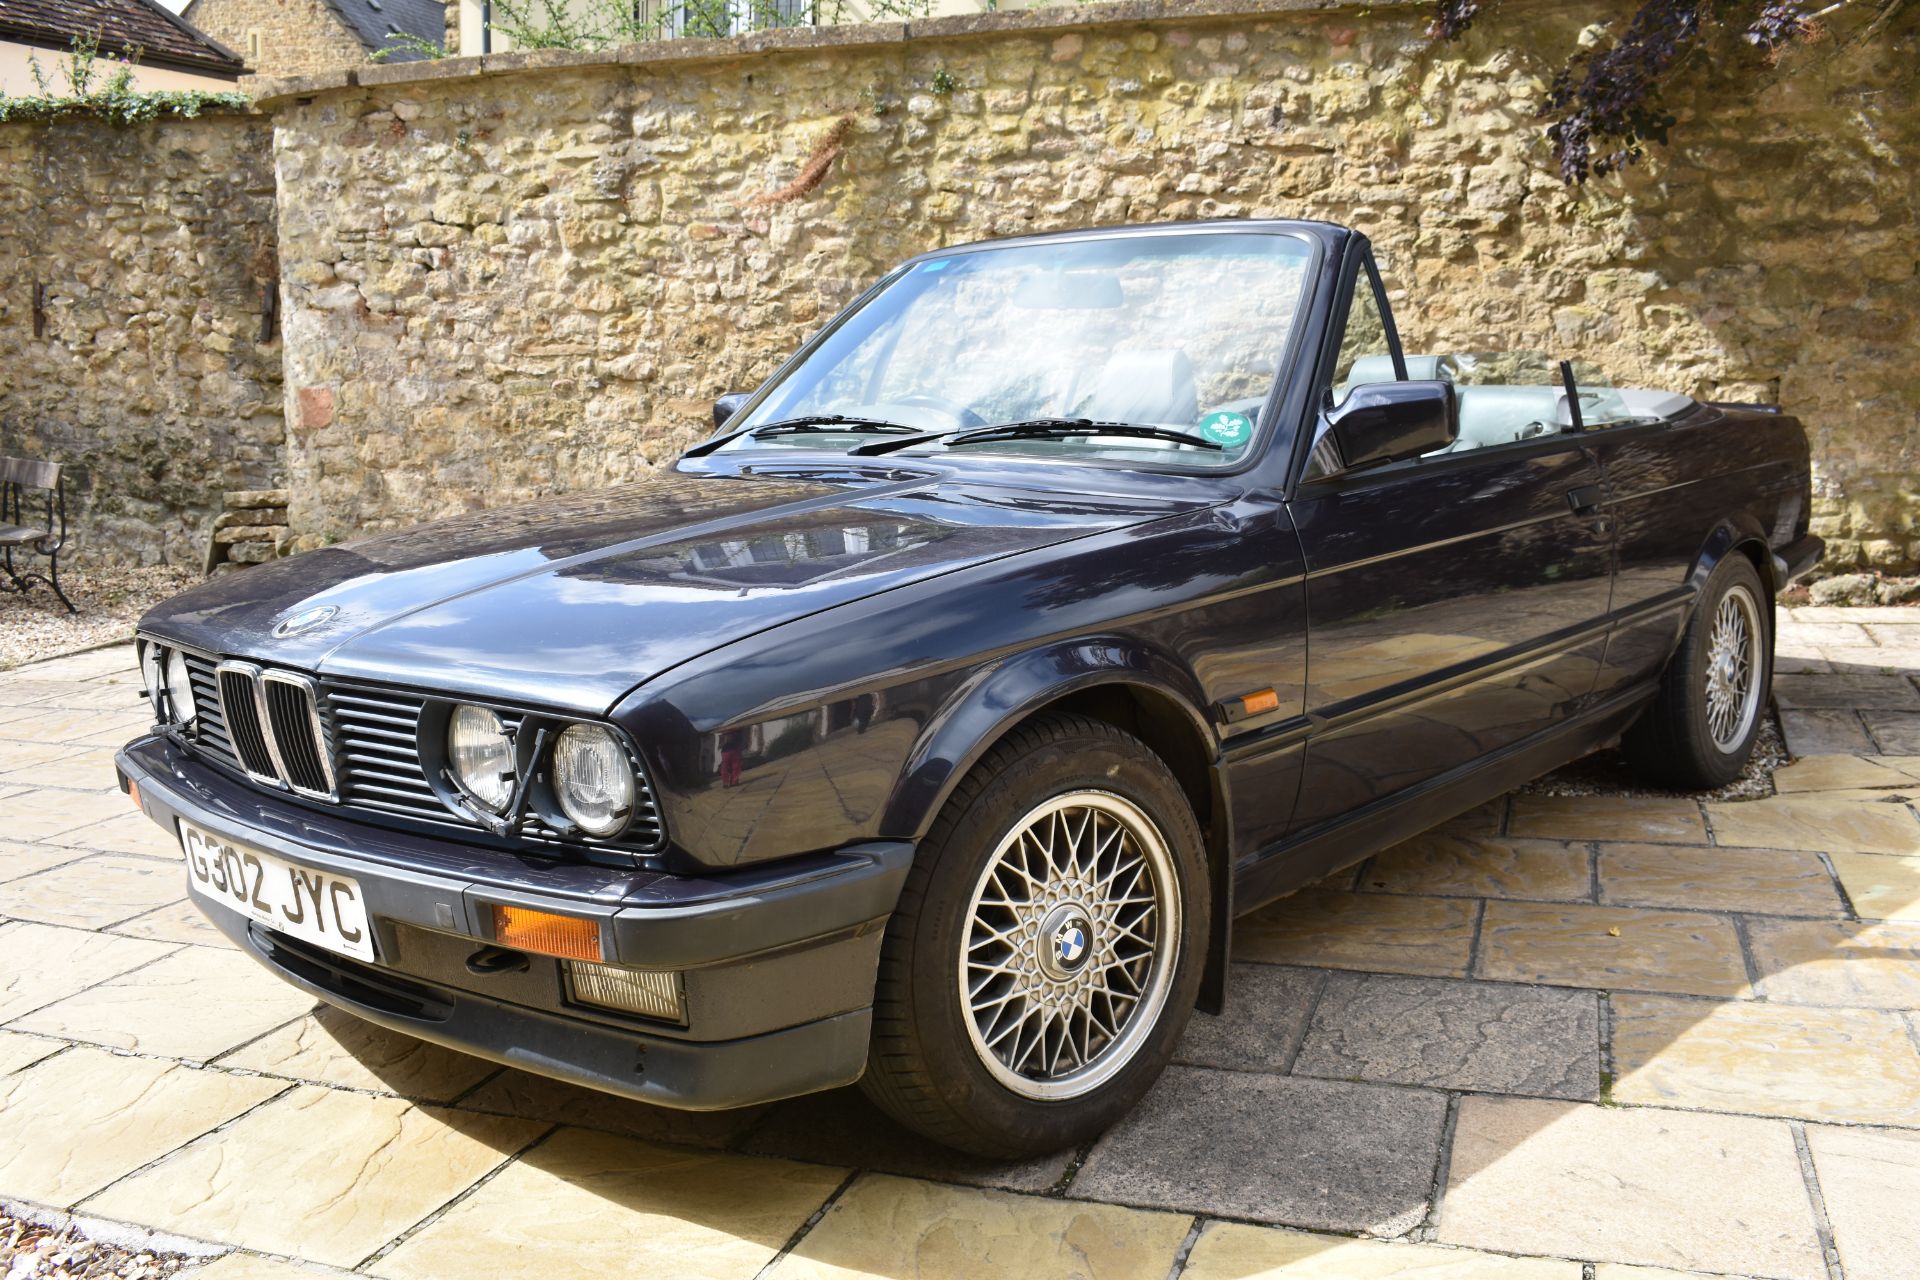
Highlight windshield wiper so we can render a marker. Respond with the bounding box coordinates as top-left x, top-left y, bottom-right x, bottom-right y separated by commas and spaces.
682, 414, 918, 458
850, 418, 1226, 457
